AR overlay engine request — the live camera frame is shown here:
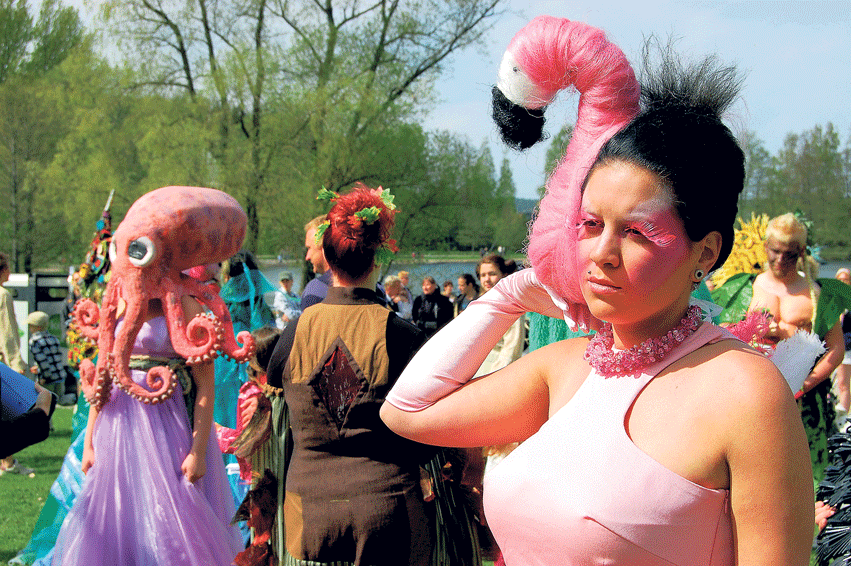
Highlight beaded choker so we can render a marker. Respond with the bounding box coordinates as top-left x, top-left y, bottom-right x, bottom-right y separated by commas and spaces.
584, 304, 703, 378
